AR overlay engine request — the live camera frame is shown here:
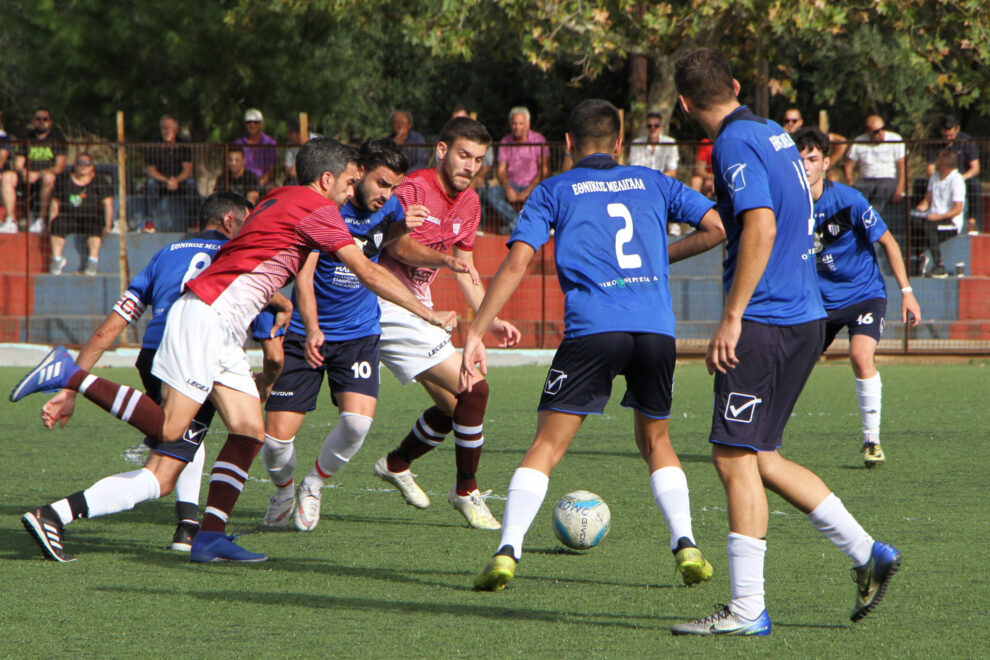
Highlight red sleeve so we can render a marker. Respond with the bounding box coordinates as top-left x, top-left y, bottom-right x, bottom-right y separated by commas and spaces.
296, 204, 354, 255
455, 191, 481, 252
